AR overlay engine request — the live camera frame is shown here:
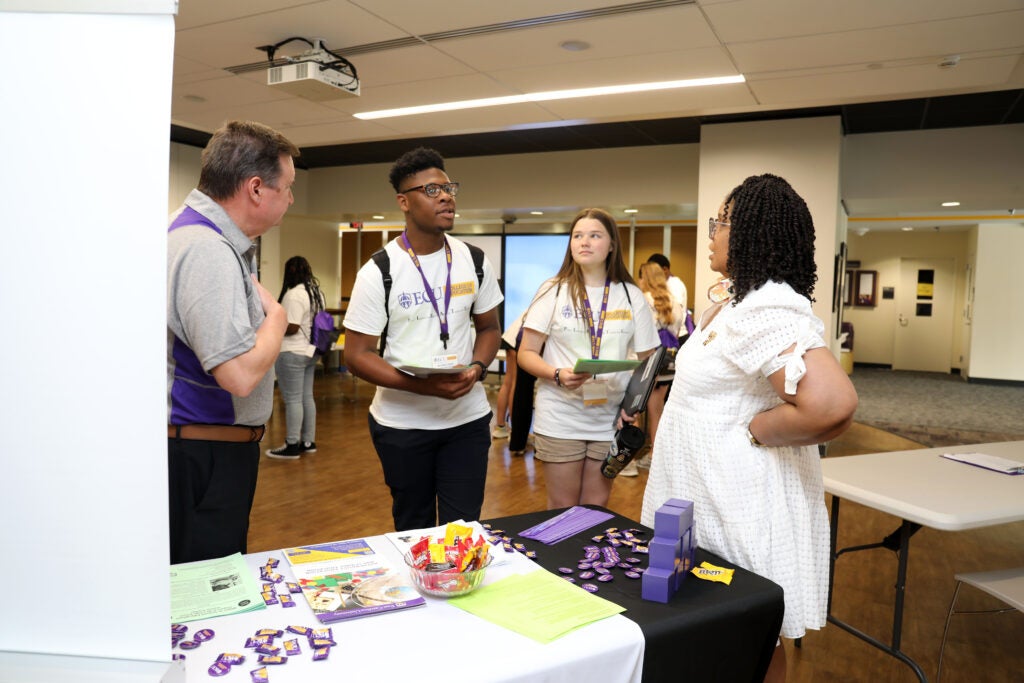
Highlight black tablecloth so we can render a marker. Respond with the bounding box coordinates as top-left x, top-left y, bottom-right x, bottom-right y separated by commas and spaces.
483, 506, 784, 683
